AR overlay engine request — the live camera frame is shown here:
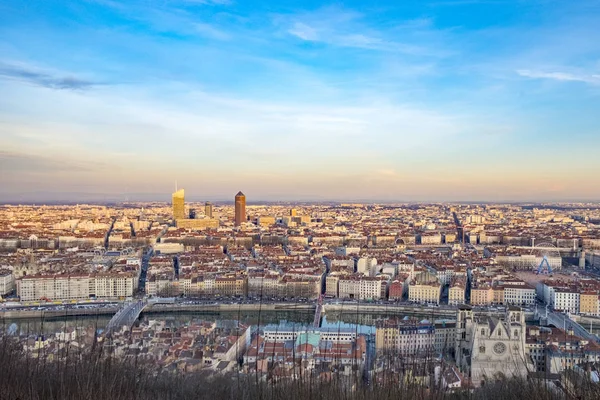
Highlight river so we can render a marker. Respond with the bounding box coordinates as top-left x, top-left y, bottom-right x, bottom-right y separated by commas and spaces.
1, 308, 449, 336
